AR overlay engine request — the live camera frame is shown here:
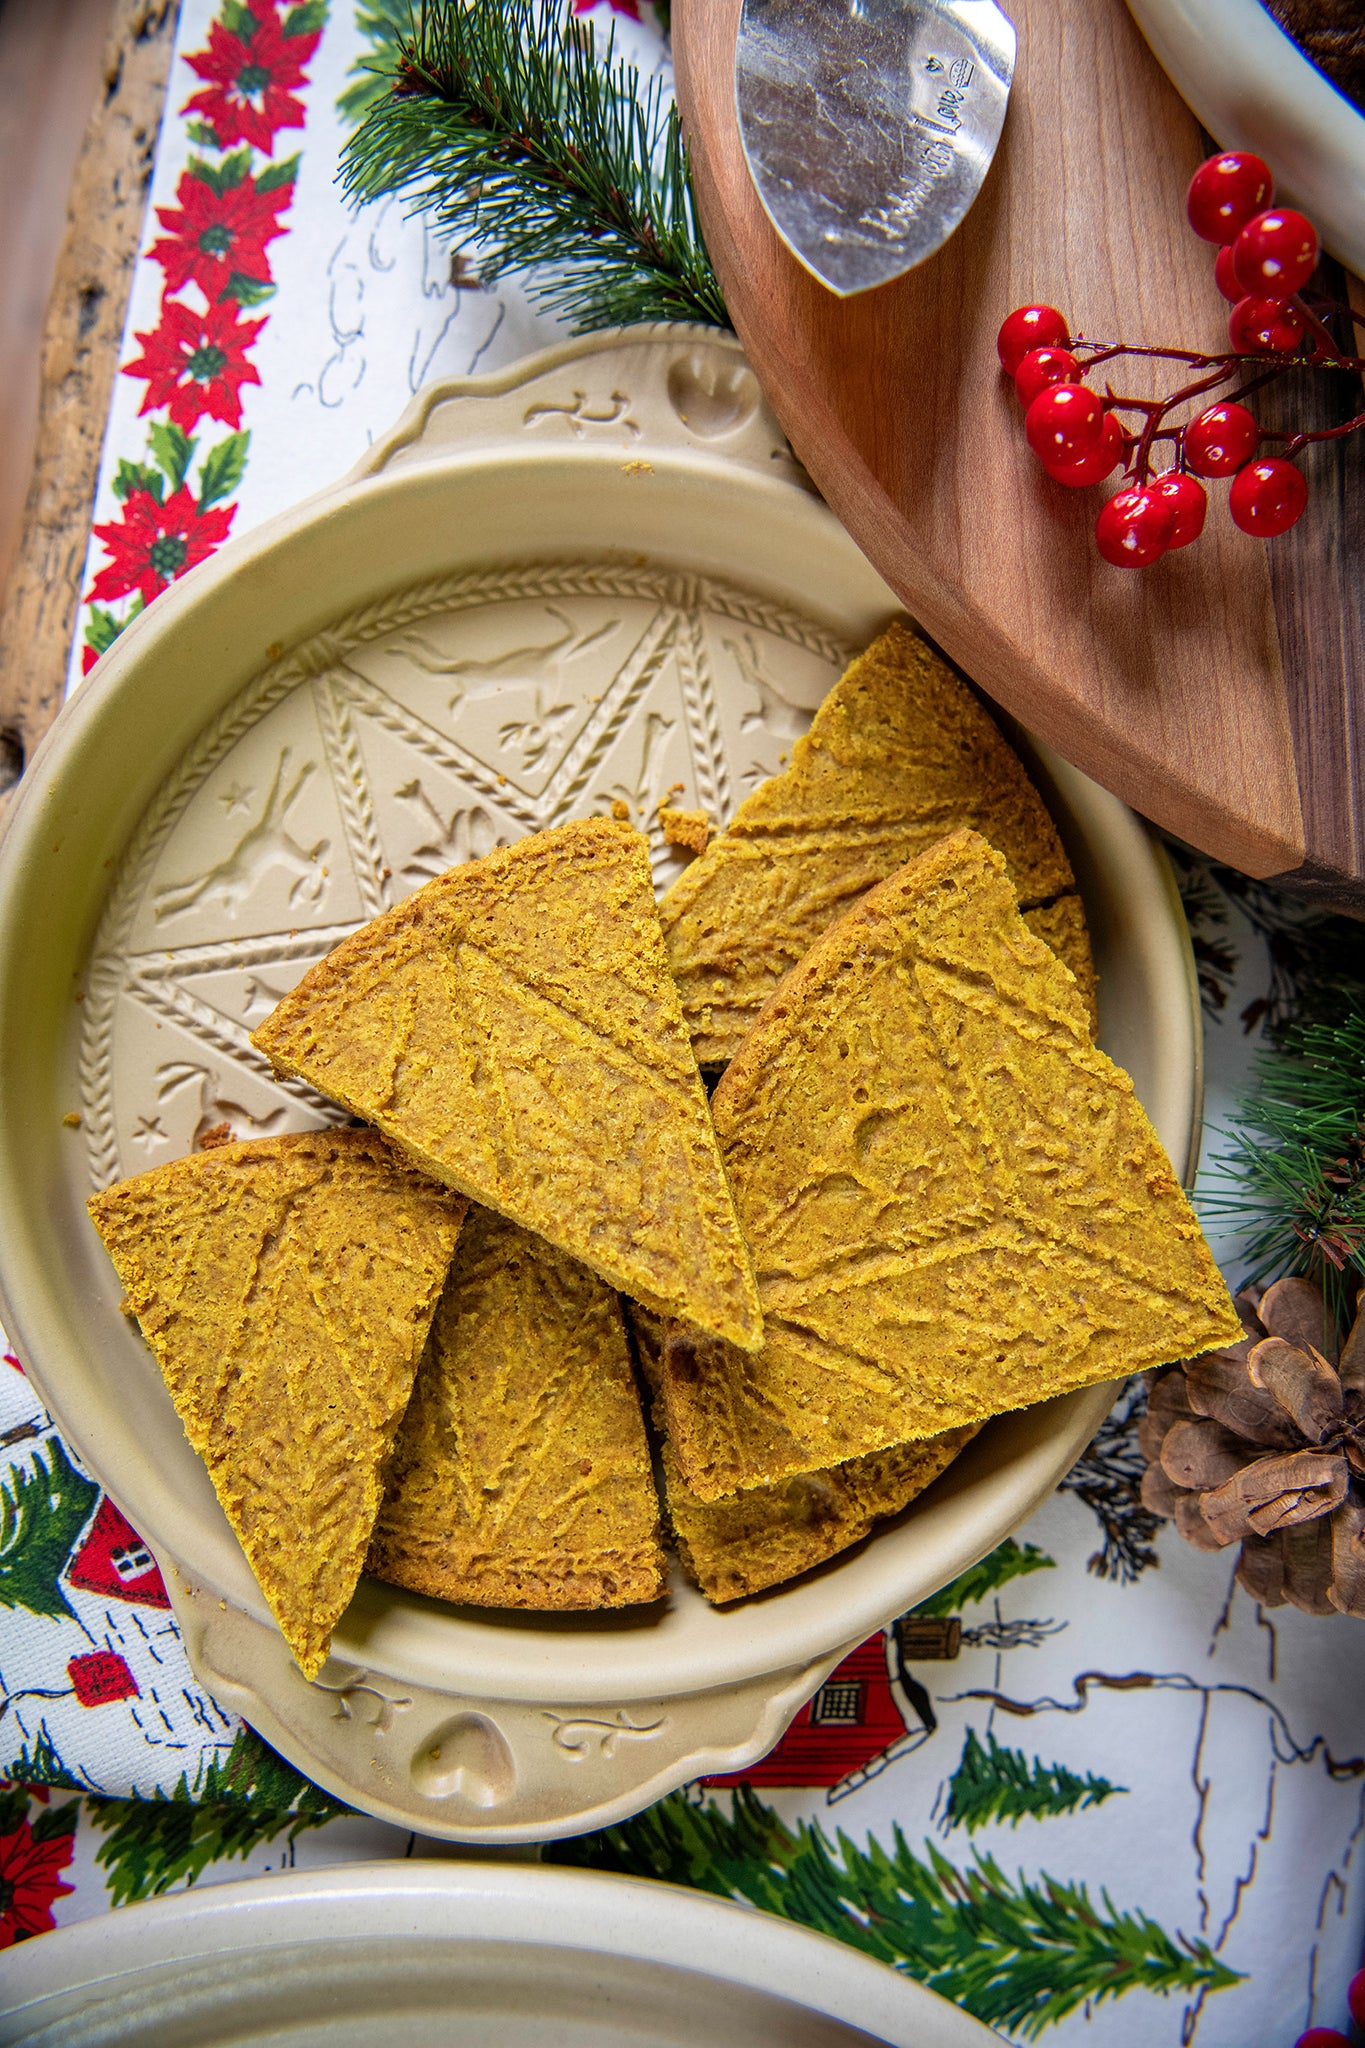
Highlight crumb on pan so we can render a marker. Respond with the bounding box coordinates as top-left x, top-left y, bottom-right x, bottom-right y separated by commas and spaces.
659, 805, 711, 856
